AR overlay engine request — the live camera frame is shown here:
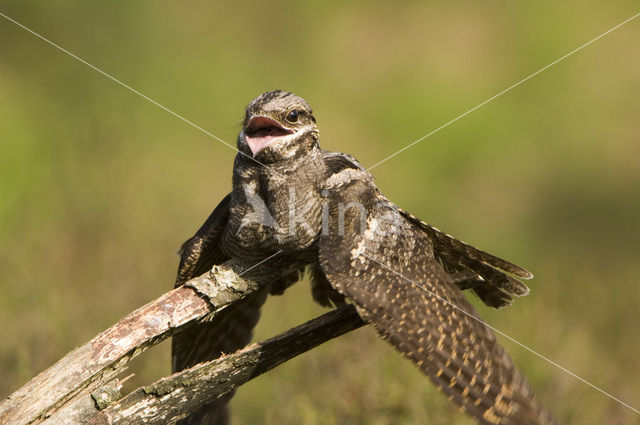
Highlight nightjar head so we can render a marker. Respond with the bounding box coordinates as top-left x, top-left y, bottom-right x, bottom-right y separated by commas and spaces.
238, 90, 319, 162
